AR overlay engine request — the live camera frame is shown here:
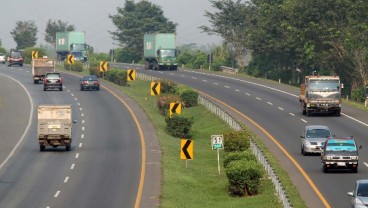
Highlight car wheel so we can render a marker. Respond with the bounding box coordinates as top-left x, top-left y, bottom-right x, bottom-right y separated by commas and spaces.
66, 145, 71, 151
306, 110, 311, 117
352, 167, 358, 173
97, 87, 100, 91
44, 86, 47, 91
60, 86, 63, 91
302, 148, 308, 156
